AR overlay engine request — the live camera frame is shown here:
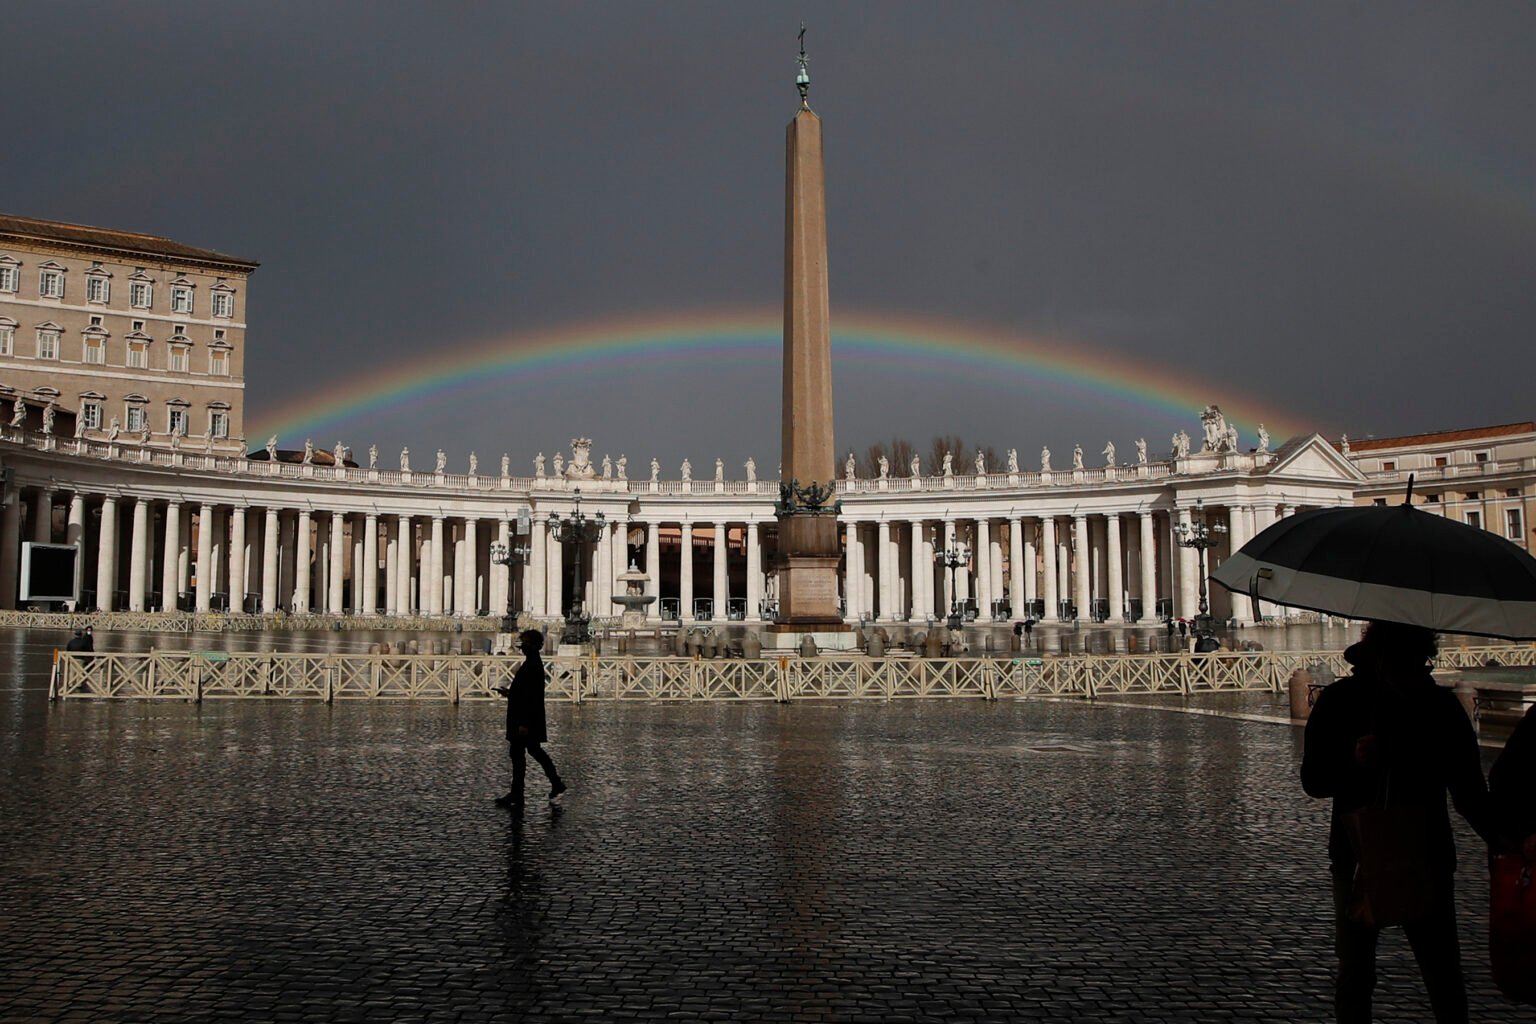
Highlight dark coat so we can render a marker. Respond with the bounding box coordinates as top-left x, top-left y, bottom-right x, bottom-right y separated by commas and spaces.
504, 651, 549, 744
1490, 703, 1536, 843
1301, 667, 1493, 879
